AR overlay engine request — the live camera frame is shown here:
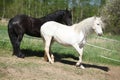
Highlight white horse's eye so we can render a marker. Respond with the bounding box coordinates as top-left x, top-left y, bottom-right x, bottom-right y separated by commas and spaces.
97, 24, 100, 25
